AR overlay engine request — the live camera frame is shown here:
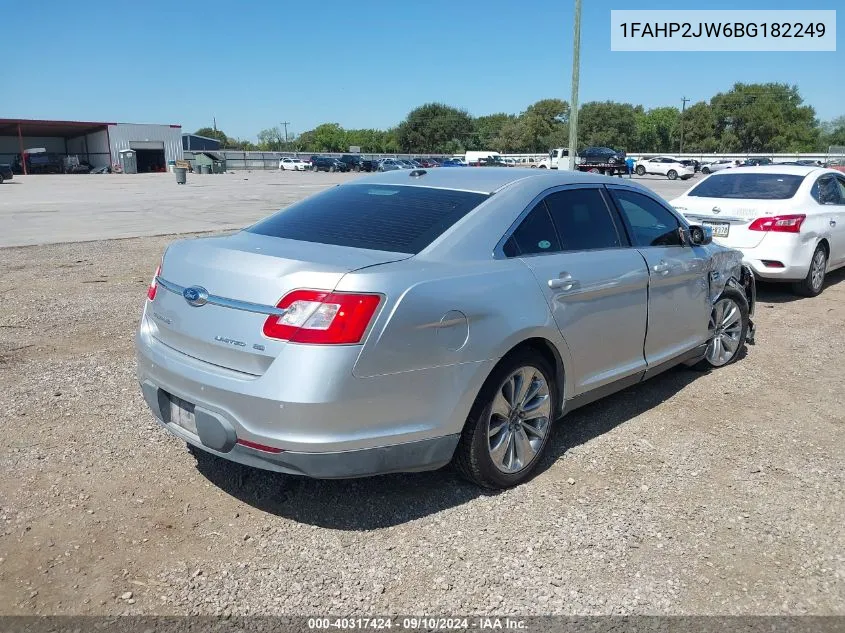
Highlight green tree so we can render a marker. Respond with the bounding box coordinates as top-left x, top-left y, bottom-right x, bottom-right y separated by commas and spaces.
472, 113, 515, 150
635, 107, 680, 152
311, 123, 348, 152
578, 101, 639, 151
678, 101, 717, 153
519, 99, 569, 152
820, 116, 845, 149
396, 103, 474, 153
194, 127, 228, 143
711, 83, 819, 152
